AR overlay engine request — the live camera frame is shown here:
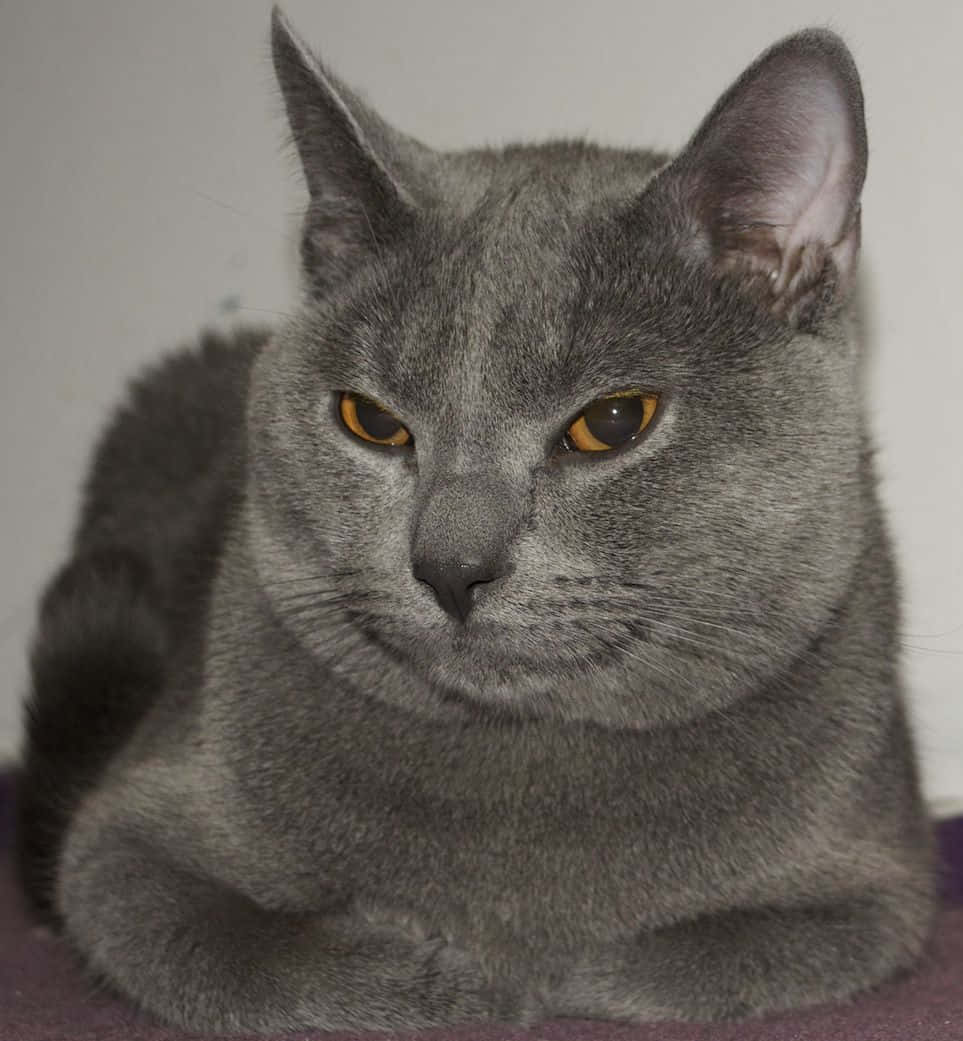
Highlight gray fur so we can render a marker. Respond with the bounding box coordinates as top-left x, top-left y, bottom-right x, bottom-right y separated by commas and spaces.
20, 9, 936, 1034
